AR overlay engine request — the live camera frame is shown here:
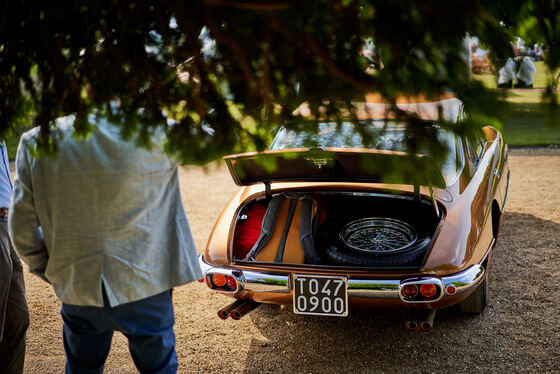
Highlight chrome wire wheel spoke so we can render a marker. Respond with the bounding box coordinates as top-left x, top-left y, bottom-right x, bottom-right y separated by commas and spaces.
340, 218, 417, 254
